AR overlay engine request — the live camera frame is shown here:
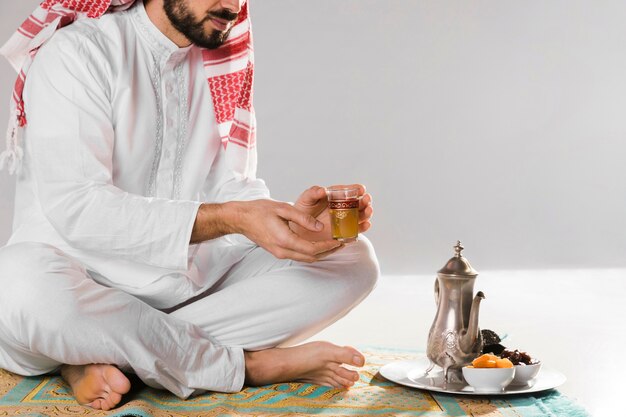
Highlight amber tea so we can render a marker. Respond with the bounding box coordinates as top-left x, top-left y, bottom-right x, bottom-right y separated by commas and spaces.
326, 186, 360, 243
